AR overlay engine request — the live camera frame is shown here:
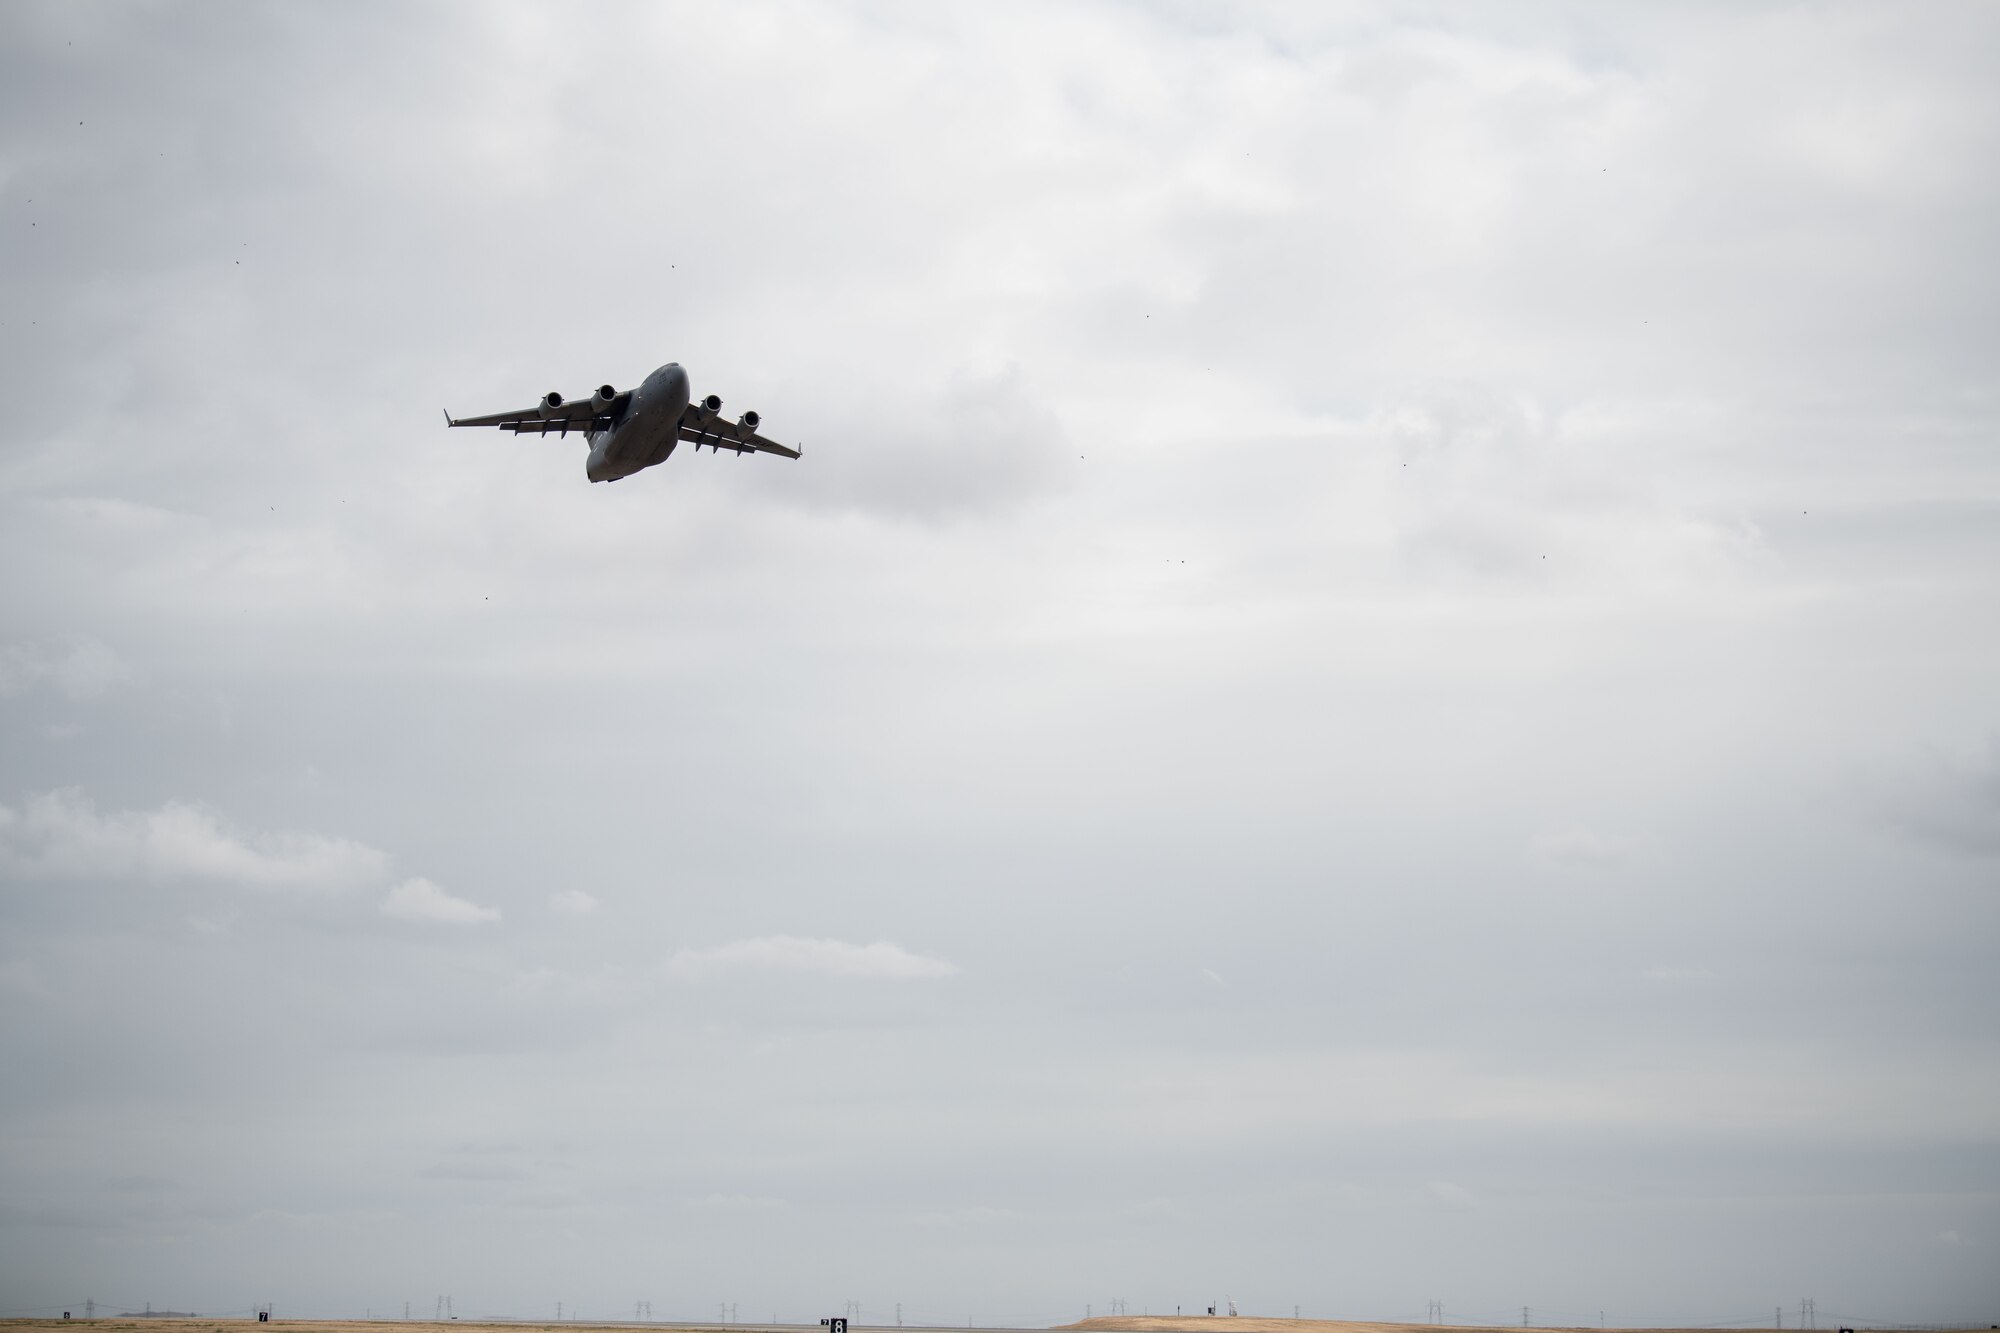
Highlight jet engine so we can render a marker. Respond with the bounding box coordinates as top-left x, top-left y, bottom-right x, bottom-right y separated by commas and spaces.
590, 385, 617, 413
537, 391, 566, 417
702, 394, 723, 413
739, 410, 760, 432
